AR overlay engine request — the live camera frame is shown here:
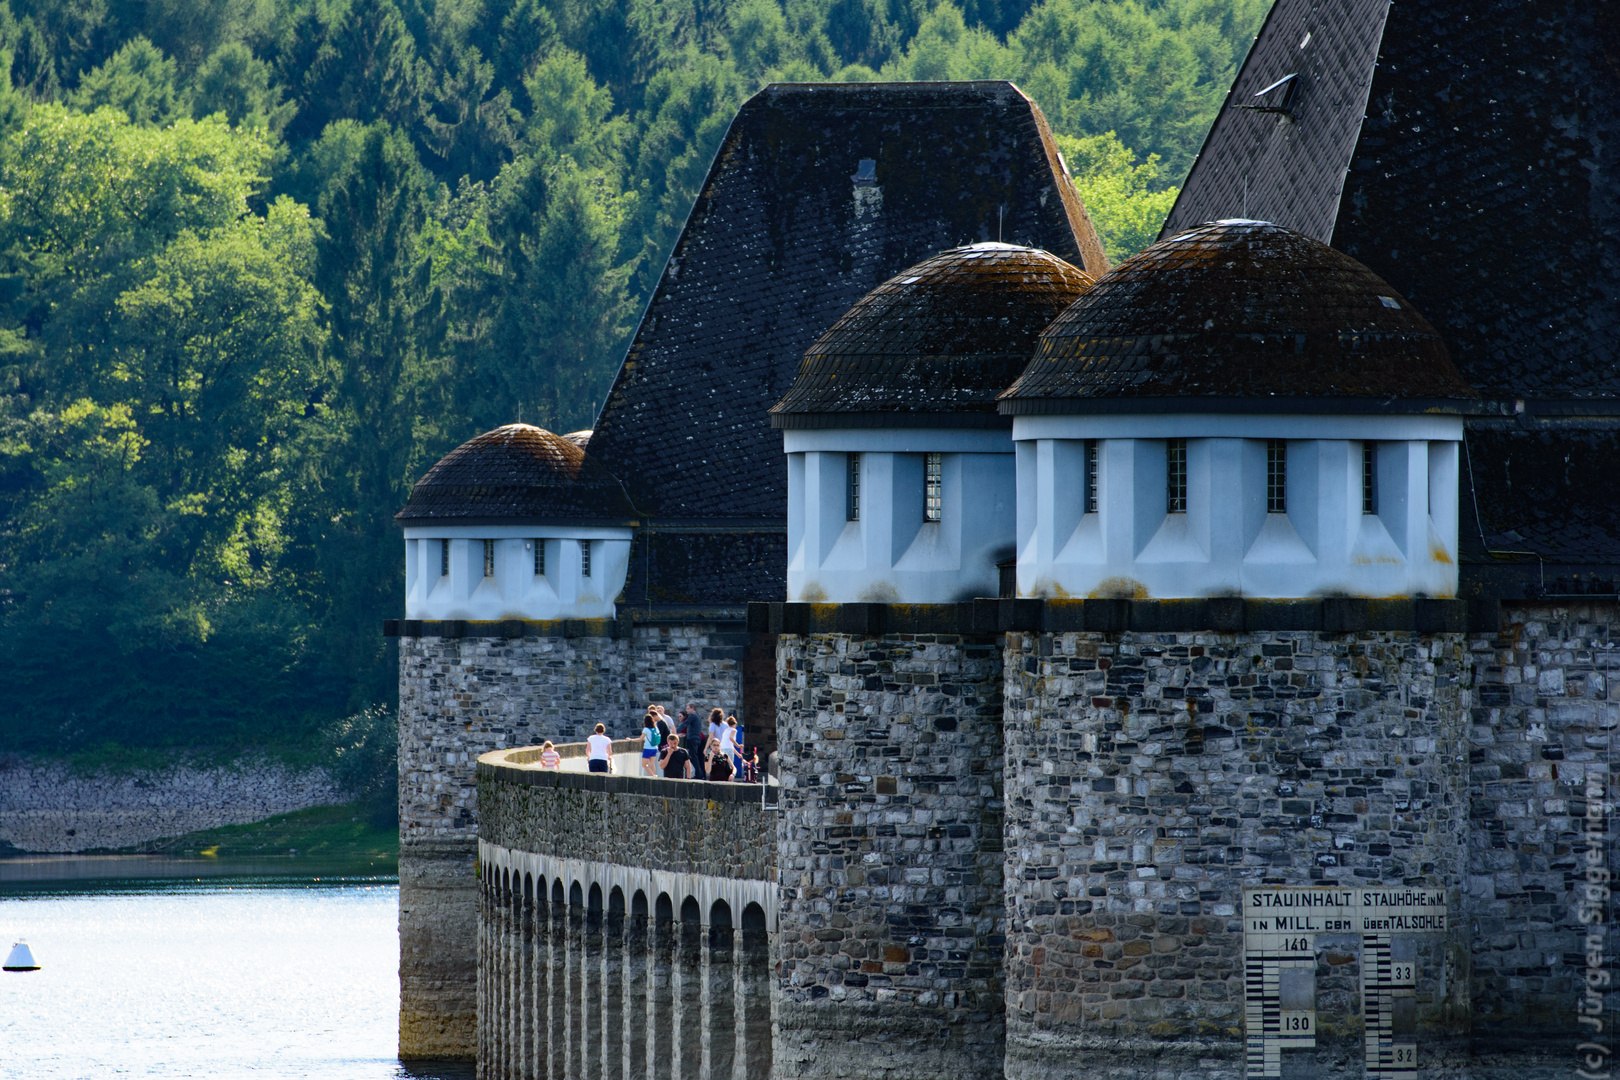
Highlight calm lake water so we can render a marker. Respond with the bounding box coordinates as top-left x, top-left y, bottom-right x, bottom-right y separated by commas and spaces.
0, 858, 472, 1079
